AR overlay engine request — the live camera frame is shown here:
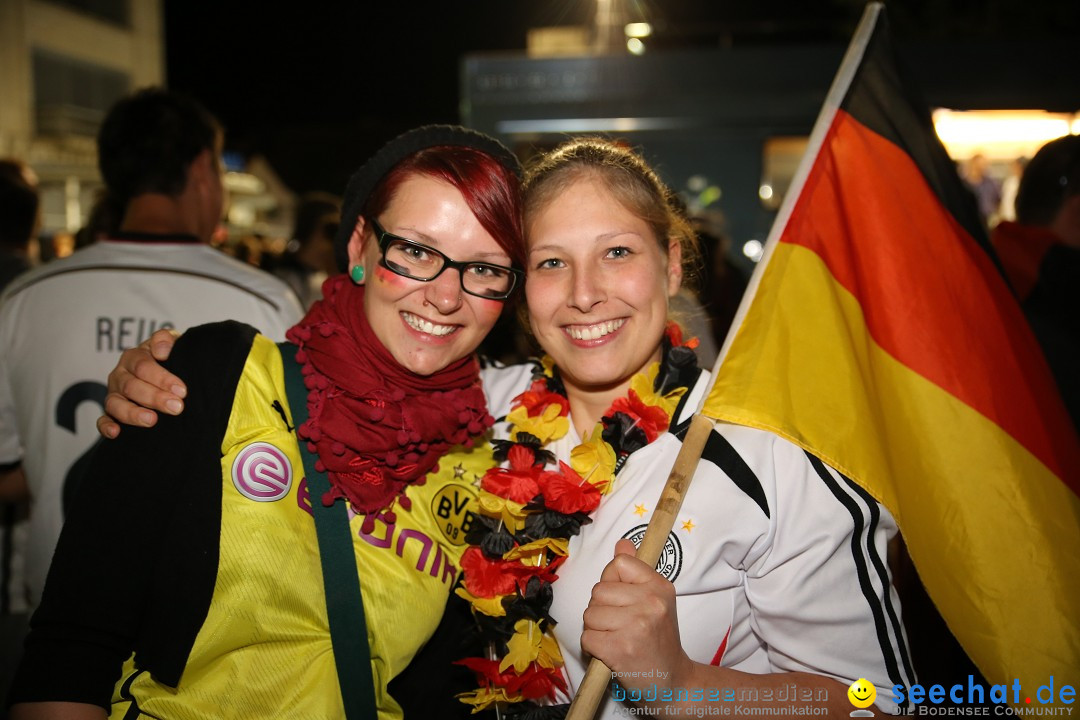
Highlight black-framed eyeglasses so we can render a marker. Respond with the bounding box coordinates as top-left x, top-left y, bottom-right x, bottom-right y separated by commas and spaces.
369, 217, 523, 300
